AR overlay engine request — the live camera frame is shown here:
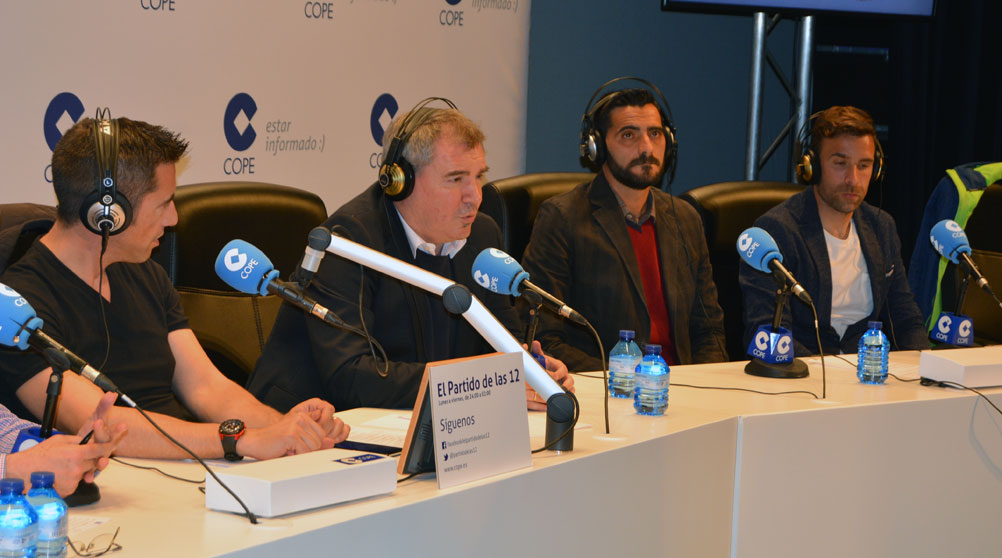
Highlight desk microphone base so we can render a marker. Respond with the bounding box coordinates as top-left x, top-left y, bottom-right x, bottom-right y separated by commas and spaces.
64, 481, 100, 507
745, 357, 809, 379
